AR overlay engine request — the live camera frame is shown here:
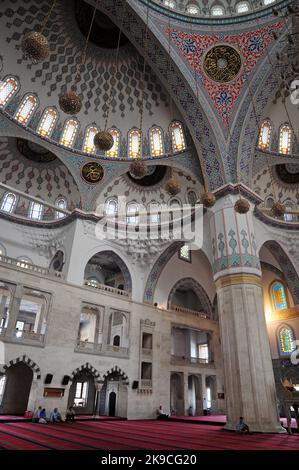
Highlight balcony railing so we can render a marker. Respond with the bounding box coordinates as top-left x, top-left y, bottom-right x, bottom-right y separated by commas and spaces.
106, 344, 129, 355
0, 182, 71, 224
84, 281, 130, 298
170, 304, 208, 319
171, 355, 214, 366
140, 379, 152, 388
0, 254, 64, 278
14, 330, 45, 342
256, 207, 299, 226
75, 340, 103, 353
